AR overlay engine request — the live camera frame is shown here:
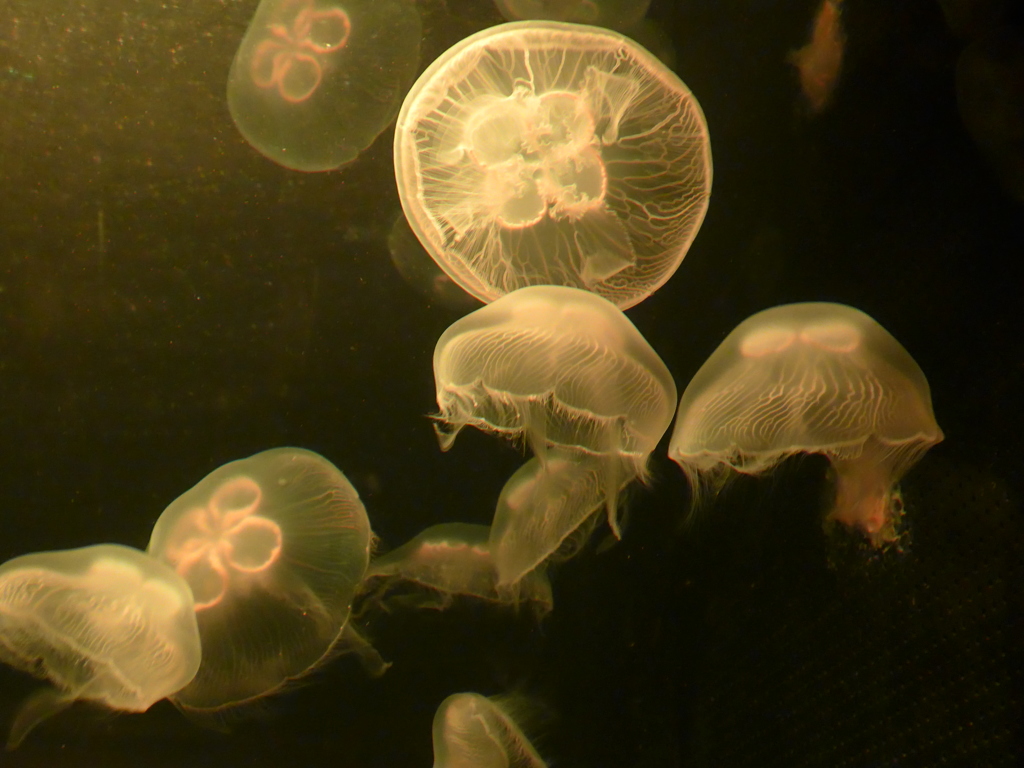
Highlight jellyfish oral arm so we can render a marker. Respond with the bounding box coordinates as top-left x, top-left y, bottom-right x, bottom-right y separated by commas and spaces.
6, 686, 76, 751
829, 448, 901, 544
